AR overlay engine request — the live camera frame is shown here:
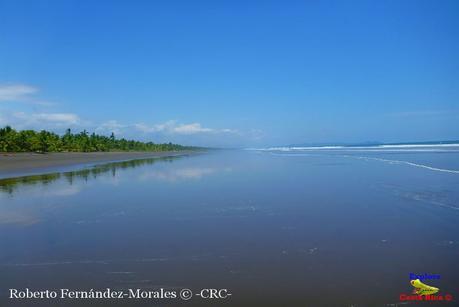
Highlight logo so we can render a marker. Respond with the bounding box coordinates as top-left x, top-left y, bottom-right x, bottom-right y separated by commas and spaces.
410, 279, 439, 296
398, 273, 454, 302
